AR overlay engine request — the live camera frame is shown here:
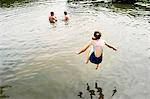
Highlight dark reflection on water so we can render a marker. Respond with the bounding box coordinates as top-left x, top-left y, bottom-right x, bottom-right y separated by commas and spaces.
0, 85, 11, 98
68, 1, 150, 17
0, 0, 40, 7
111, 3, 150, 16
